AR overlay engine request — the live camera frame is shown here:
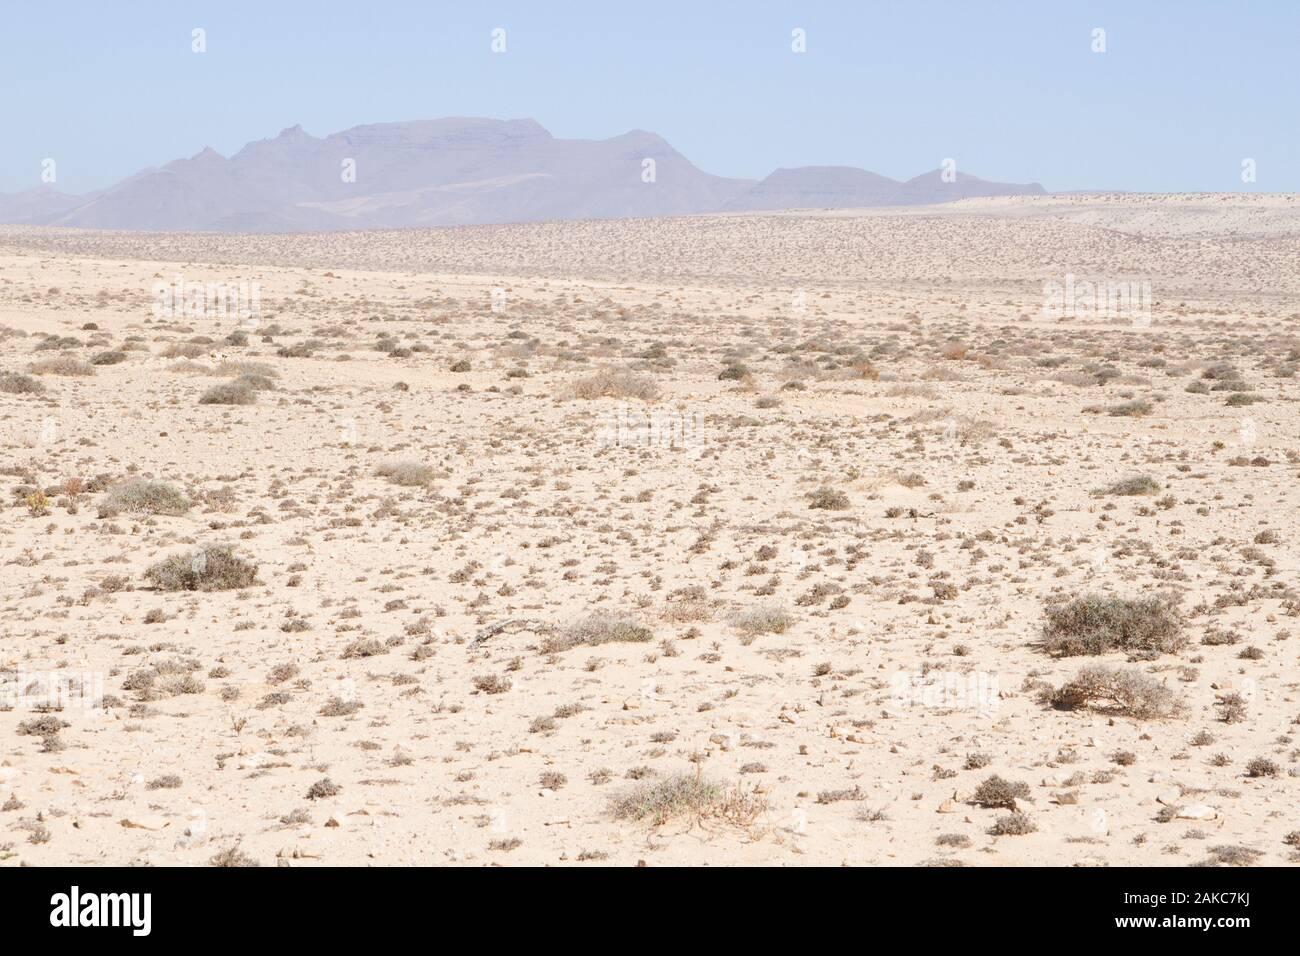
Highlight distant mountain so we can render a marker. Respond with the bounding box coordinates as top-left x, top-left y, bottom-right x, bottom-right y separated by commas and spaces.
0, 185, 91, 225
2, 118, 1049, 232
722, 165, 1045, 212
721, 166, 905, 211
900, 168, 1046, 204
